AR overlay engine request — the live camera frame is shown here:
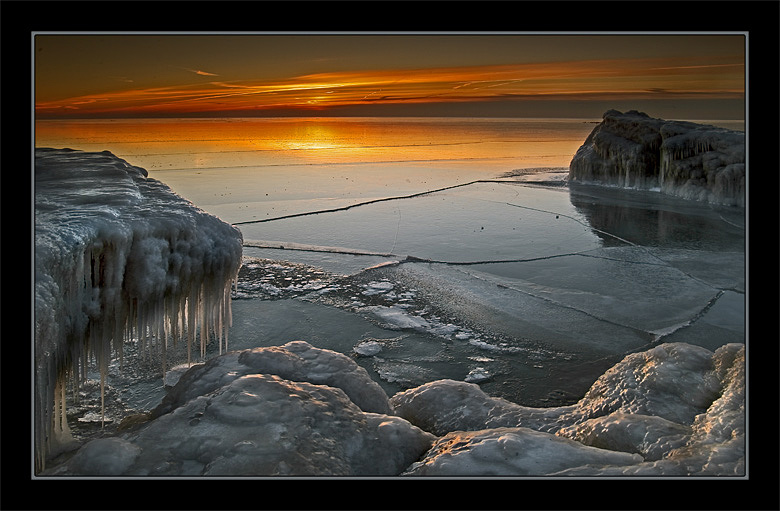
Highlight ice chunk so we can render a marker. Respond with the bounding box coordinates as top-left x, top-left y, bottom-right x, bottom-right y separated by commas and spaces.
364, 305, 433, 331
390, 379, 574, 436
576, 342, 723, 424
34, 148, 243, 471
362, 280, 396, 295
353, 340, 383, 357
464, 367, 492, 383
